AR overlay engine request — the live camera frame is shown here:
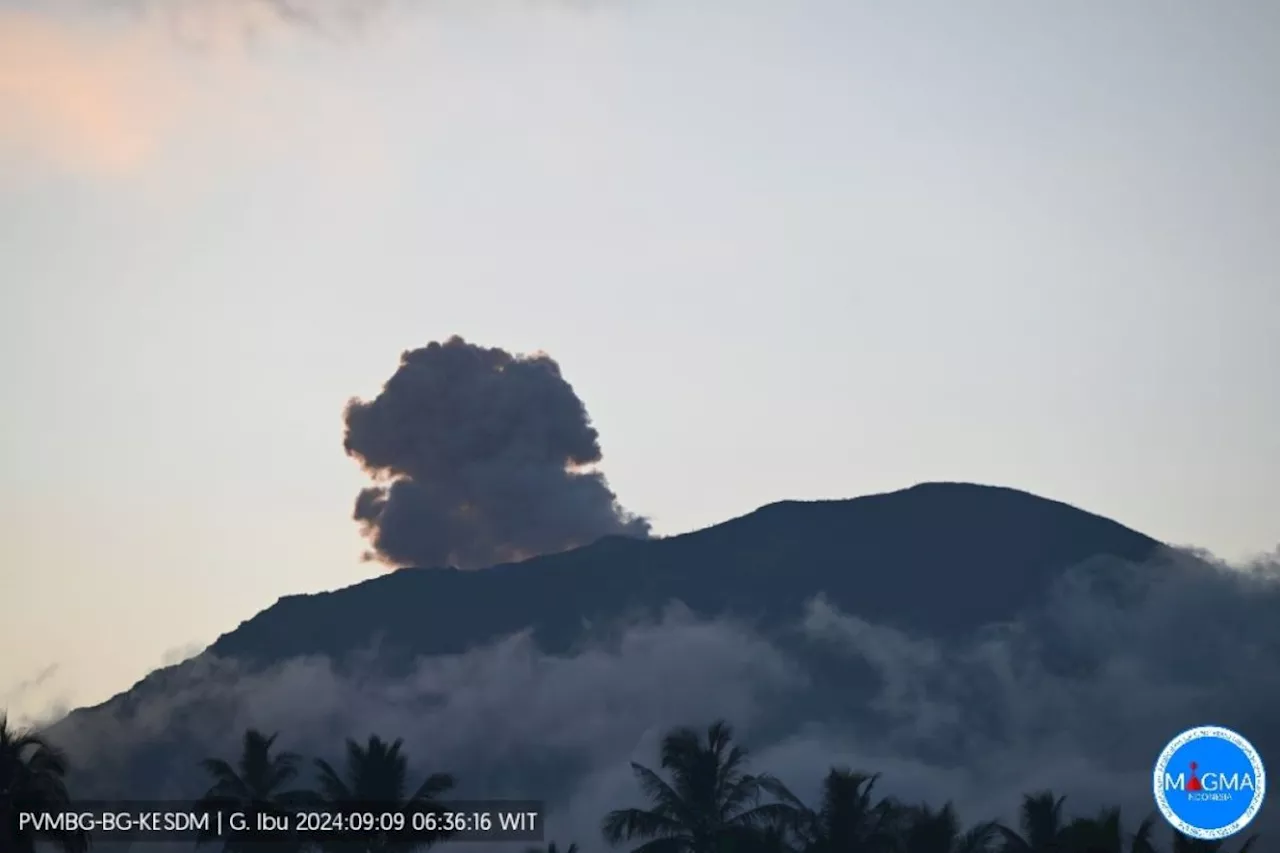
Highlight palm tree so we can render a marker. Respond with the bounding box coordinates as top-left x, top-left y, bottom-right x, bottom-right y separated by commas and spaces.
740, 823, 795, 853
900, 801, 999, 853
527, 843, 580, 853
196, 728, 313, 852
997, 791, 1070, 852
0, 712, 88, 853
1055, 807, 1159, 853
313, 734, 455, 853
601, 720, 796, 853
768, 768, 904, 853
